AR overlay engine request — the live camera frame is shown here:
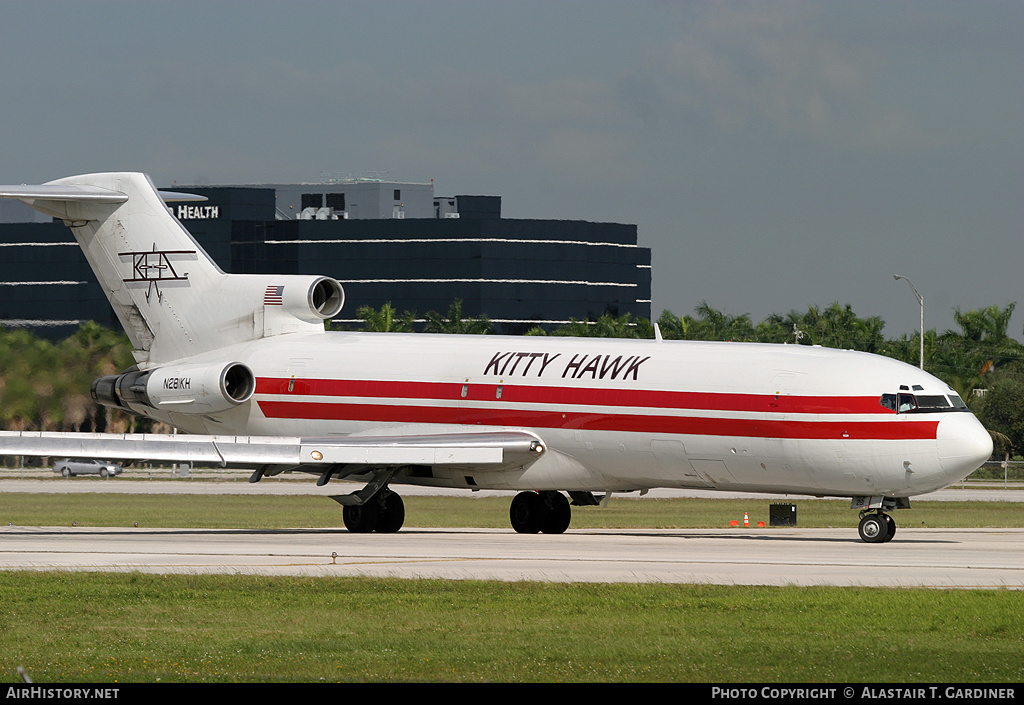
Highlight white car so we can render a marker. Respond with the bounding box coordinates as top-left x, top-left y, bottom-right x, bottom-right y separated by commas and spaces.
53, 458, 122, 478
